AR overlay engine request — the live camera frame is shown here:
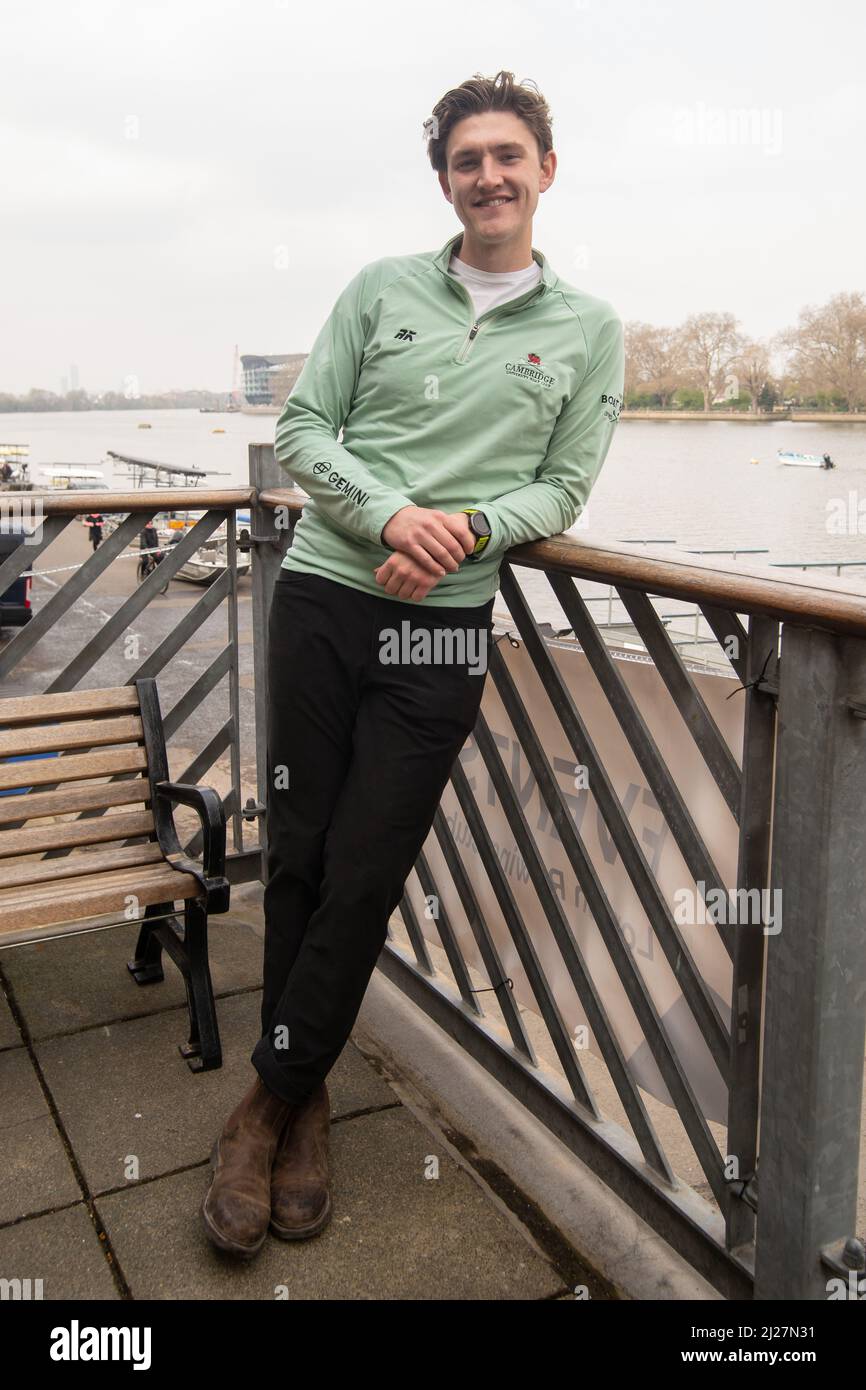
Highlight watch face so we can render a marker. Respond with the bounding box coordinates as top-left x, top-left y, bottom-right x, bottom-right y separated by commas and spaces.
472, 511, 491, 536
